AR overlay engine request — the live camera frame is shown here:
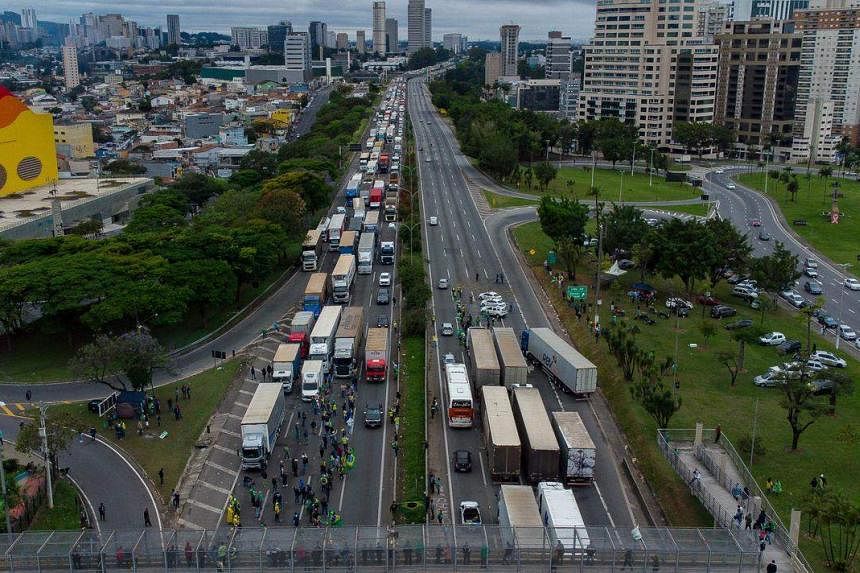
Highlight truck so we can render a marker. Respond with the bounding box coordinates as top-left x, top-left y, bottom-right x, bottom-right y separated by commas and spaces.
388, 172, 400, 191
384, 191, 398, 222
480, 386, 521, 481
327, 213, 347, 251
301, 360, 324, 402
363, 210, 379, 233
345, 173, 362, 199
301, 229, 322, 271
271, 343, 302, 392
551, 411, 596, 484
350, 203, 365, 231
493, 327, 529, 387
288, 311, 315, 357
357, 231, 375, 275
339, 230, 357, 255
333, 307, 365, 379
331, 254, 356, 304
378, 153, 390, 174
520, 328, 598, 395
379, 224, 396, 265
365, 327, 389, 382
360, 182, 370, 206
536, 481, 590, 554
303, 273, 328, 317
497, 484, 546, 551
370, 180, 385, 209
511, 386, 560, 483
240, 384, 286, 470
467, 328, 501, 387
309, 305, 341, 373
